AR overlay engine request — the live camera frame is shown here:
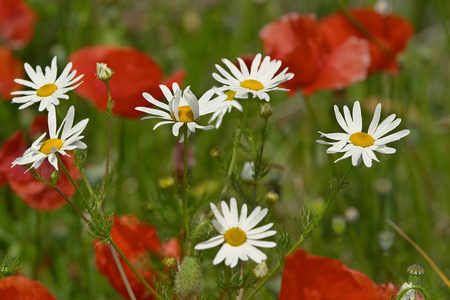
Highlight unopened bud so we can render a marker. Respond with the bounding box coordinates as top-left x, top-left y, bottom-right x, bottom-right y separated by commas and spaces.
240, 162, 255, 184
158, 176, 175, 189
407, 264, 424, 285
397, 282, 416, 300
50, 170, 60, 186
331, 215, 346, 235
265, 191, 279, 205
253, 261, 269, 278
210, 147, 220, 158
96, 62, 114, 81
378, 230, 395, 252
175, 257, 204, 300
345, 207, 360, 223
163, 257, 177, 269
260, 103, 273, 119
